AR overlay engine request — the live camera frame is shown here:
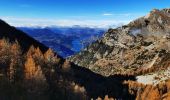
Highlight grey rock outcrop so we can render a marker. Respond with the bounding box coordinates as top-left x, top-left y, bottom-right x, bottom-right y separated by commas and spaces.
69, 9, 170, 76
